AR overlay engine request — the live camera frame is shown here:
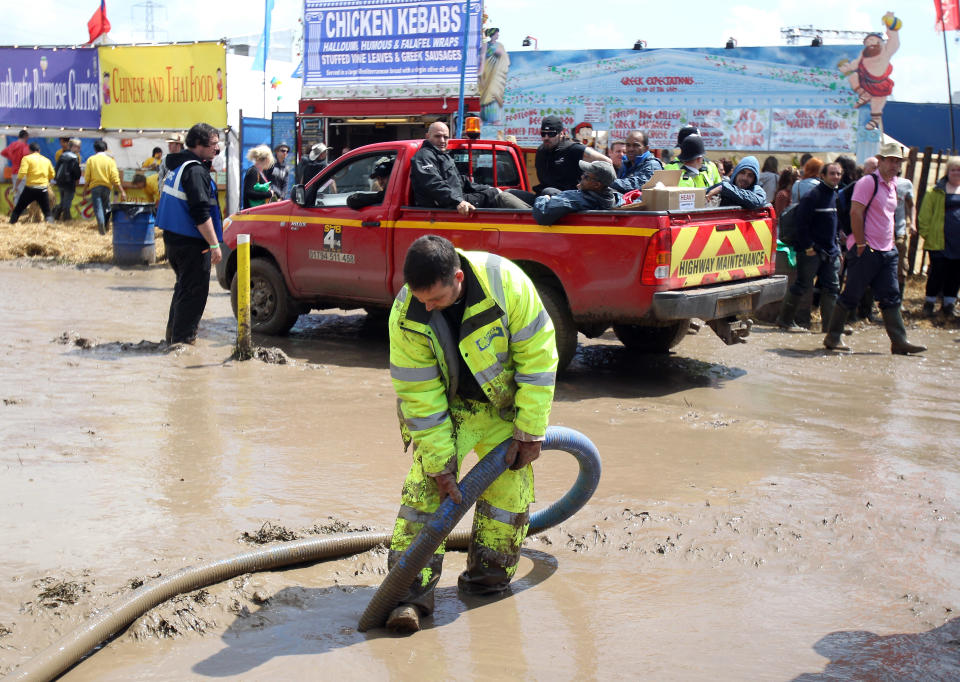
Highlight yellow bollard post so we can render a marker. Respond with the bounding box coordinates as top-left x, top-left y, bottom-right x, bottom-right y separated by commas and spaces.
235, 234, 253, 360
